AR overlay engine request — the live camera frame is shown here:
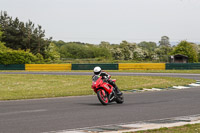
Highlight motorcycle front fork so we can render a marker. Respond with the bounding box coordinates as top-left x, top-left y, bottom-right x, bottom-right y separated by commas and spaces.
109, 88, 117, 102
